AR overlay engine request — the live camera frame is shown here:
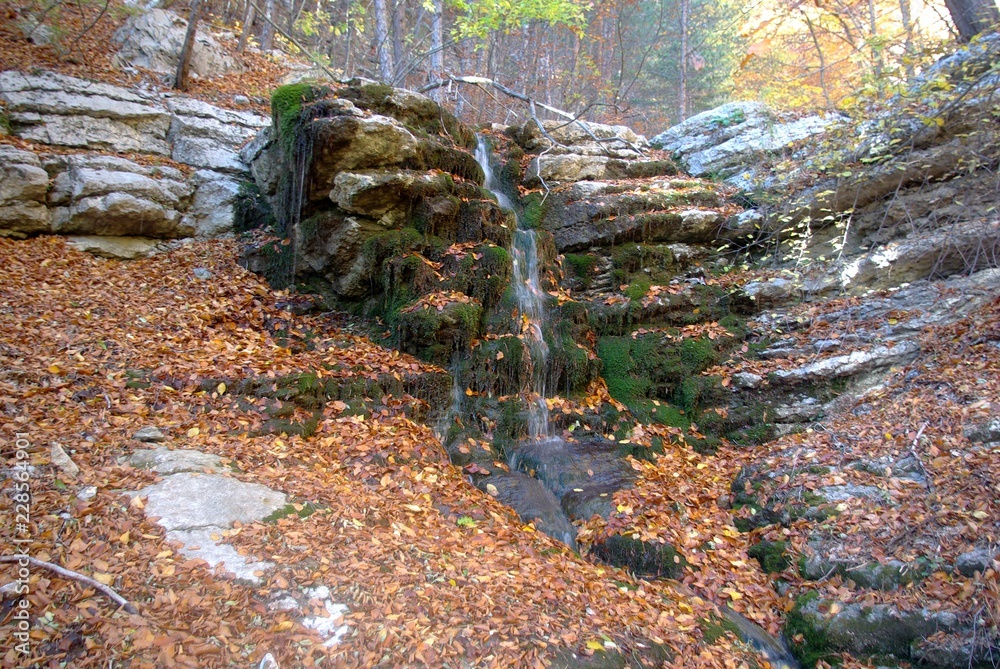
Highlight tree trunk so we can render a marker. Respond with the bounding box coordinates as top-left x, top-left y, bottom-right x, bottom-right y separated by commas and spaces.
373, 0, 394, 82
237, 0, 255, 52
944, 0, 1000, 40
260, 0, 275, 51
429, 0, 444, 99
391, 0, 404, 84
900, 0, 914, 76
174, 0, 202, 90
678, 0, 689, 121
